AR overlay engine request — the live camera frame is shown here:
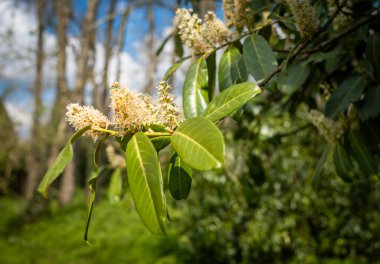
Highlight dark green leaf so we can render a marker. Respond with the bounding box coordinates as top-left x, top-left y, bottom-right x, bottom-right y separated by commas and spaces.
206, 51, 217, 99
126, 132, 167, 235
333, 144, 354, 182
183, 57, 209, 118
243, 34, 278, 82
156, 32, 173, 57
278, 62, 310, 95
163, 56, 191, 81
349, 130, 378, 176
168, 154, 192, 200
218, 46, 241, 91
366, 33, 380, 81
37, 126, 91, 198
116, 135, 132, 152
246, 153, 266, 186
150, 136, 171, 152
171, 117, 224, 170
84, 136, 108, 244
325, 76, 366, 118
174, 32, 184, 58
359, 86, 380, 121
230, 56, 248, 85
203, 82, 261, 123
108, 168, 123, 203
312, 147, 330, 190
